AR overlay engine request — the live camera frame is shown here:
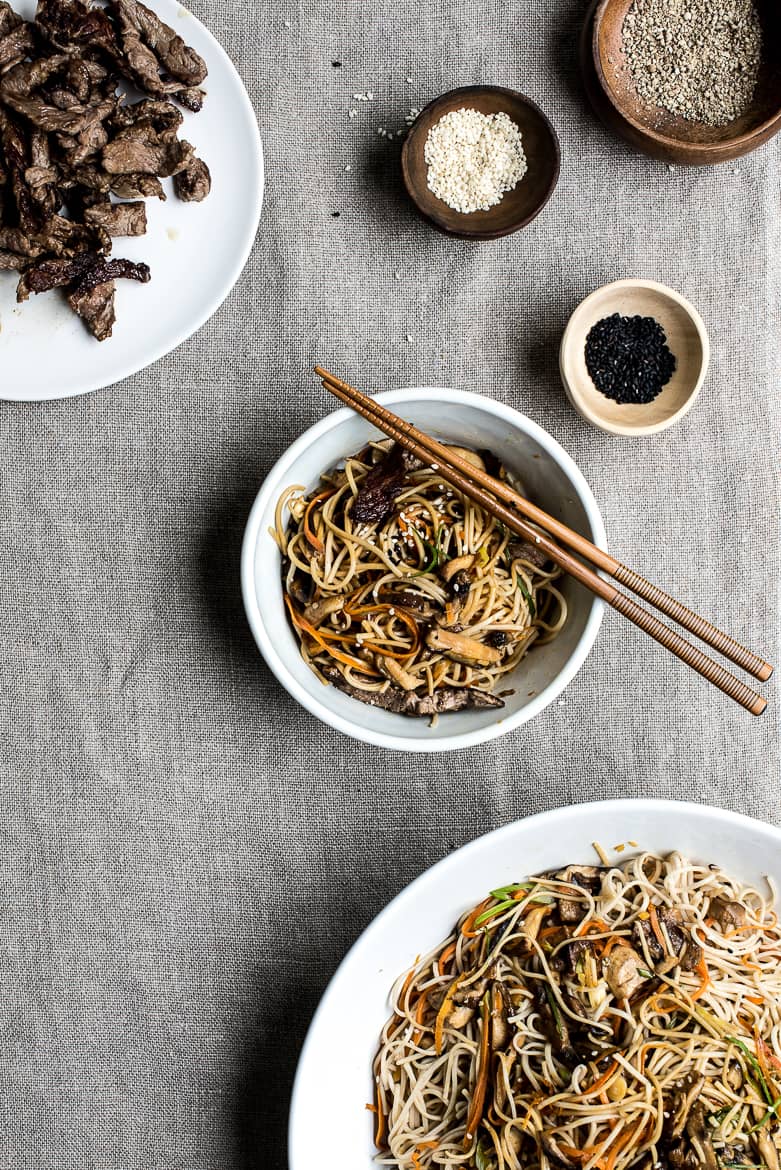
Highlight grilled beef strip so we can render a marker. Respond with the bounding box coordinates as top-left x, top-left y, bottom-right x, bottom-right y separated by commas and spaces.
0, 0, 211, 338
